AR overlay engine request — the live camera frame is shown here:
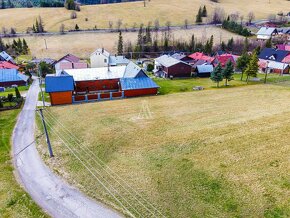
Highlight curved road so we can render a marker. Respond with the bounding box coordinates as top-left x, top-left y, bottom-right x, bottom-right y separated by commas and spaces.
12, 80, 122, 218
